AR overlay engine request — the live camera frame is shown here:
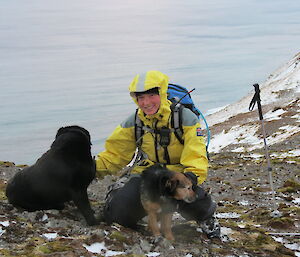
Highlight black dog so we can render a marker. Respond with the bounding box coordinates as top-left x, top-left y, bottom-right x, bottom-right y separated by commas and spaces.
6, 125, 97, 225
